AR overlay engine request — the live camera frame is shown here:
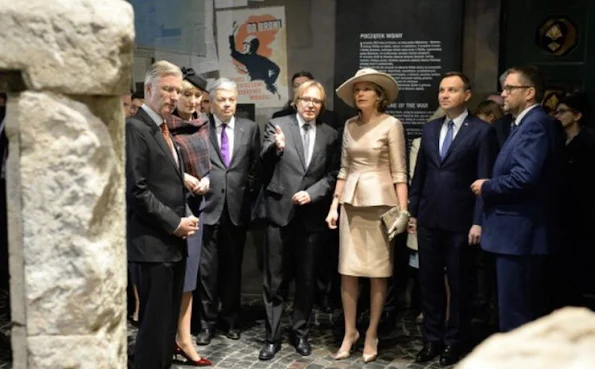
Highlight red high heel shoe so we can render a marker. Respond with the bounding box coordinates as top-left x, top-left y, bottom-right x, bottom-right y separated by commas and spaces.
174, 343, 212, 367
